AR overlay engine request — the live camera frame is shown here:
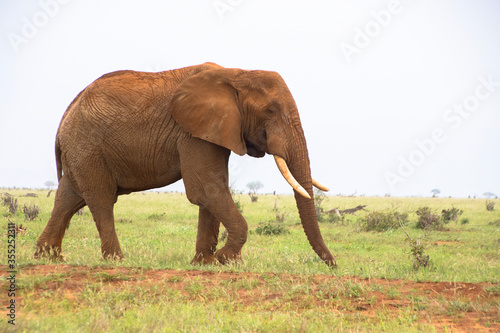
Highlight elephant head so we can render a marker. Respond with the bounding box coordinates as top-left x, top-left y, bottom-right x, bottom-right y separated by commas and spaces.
169, 67, 336, 267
